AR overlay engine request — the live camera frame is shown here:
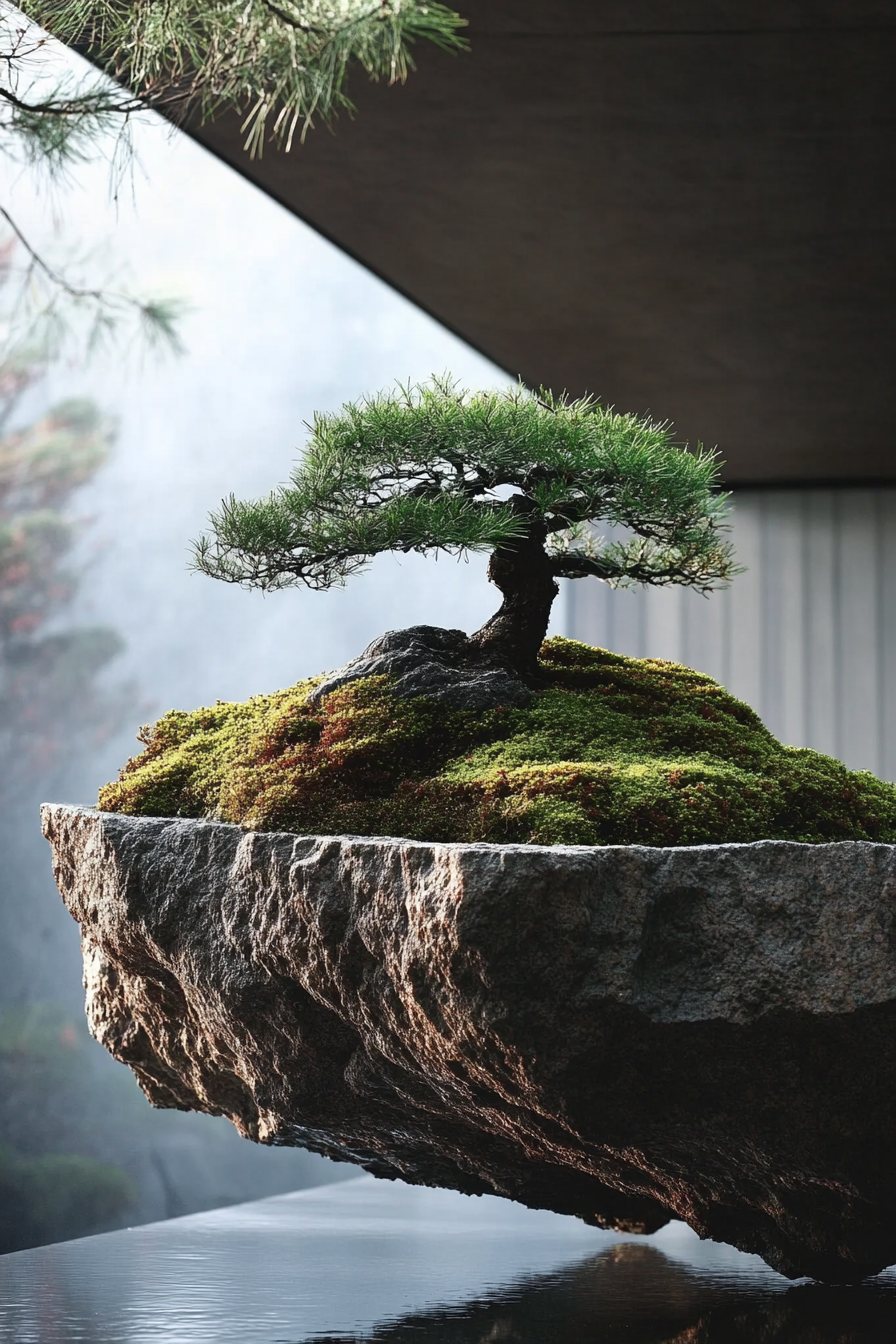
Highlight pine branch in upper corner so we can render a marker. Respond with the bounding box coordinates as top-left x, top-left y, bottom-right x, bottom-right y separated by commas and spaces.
20, 0, 469, 155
